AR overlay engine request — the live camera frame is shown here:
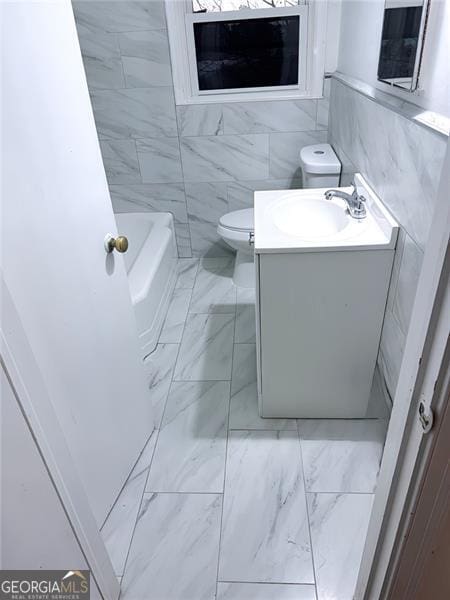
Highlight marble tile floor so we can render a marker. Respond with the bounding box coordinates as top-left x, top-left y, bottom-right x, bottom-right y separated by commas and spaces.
102, 257, 390, 600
